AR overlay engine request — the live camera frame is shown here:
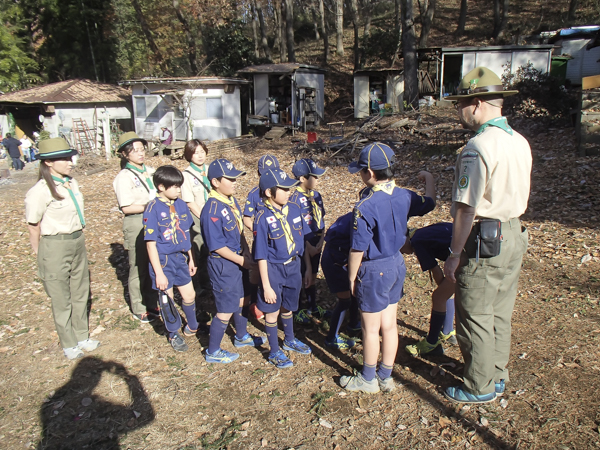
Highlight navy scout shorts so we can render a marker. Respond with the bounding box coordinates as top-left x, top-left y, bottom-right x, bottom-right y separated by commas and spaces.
149, 251, 192, 291
208, 256, 250, 314
355, 252, 405, 313
321, 247, 349, 294
257, 258, 301, 313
